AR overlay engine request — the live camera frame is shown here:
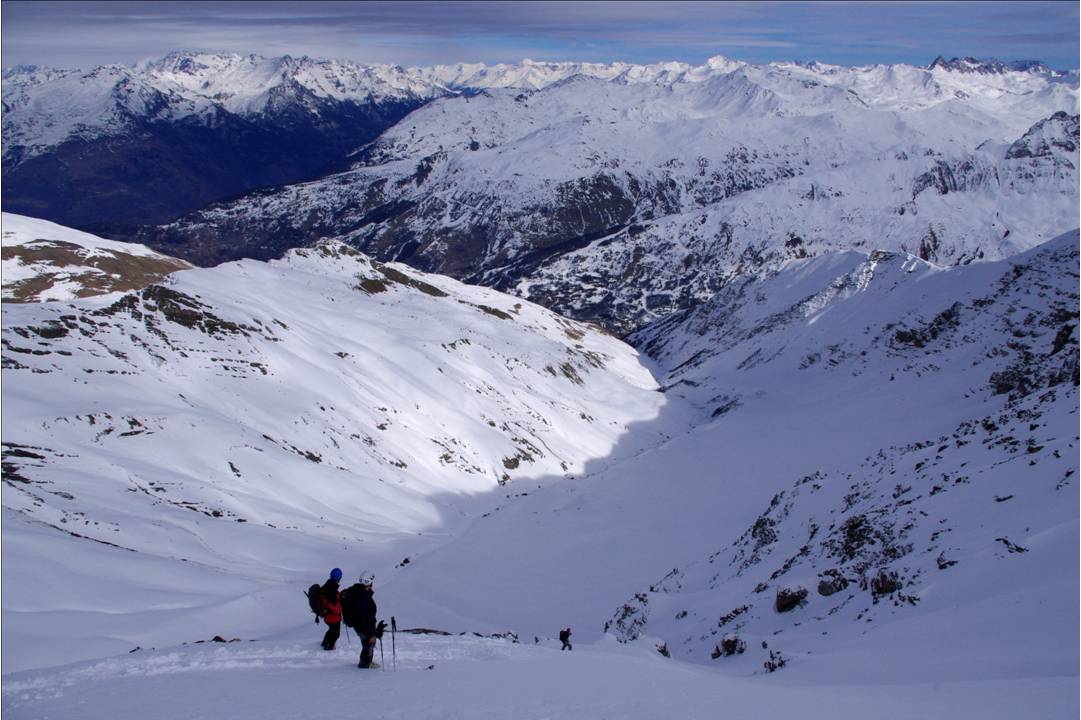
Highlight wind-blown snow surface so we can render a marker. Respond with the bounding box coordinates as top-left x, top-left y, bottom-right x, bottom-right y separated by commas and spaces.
1, 213, 190, 301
